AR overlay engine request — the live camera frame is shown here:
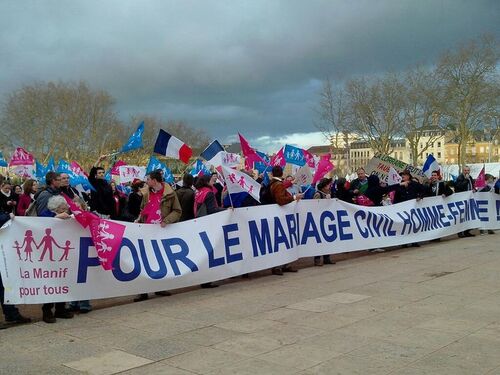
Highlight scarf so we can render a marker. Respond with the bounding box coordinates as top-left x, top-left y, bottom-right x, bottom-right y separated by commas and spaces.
141, 185, 164, 224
